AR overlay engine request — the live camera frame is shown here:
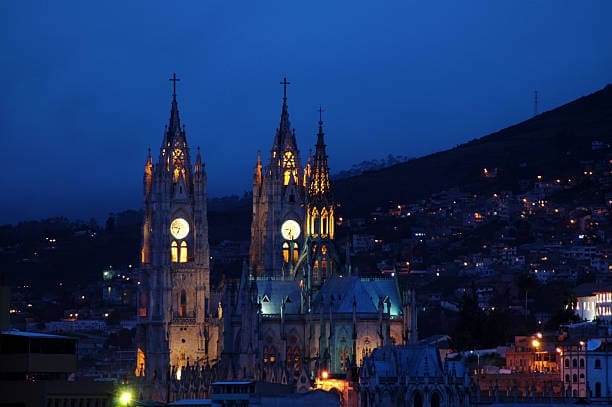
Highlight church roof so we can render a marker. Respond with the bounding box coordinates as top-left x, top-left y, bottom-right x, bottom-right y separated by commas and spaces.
256, 278, 302, 315
314, 276, 402, 316
250, 276, 402, 317
366, 345, 445, 378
